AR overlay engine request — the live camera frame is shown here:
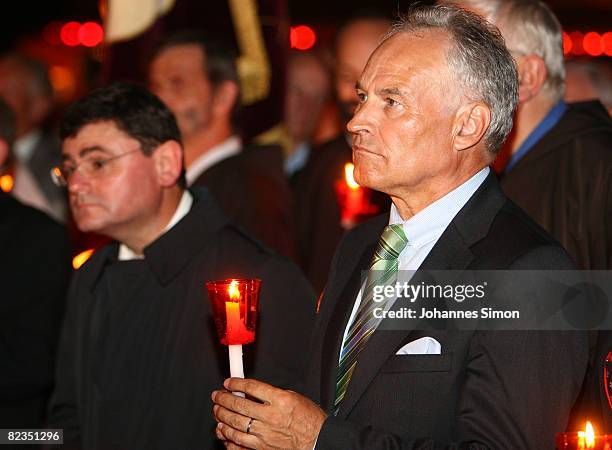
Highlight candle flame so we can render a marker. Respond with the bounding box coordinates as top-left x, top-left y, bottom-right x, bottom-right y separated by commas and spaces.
583, 421, 595, 448
0, 174, 13, 192
72, 248, 94, 270
344, 163, 360, 190
228, 280, 240, 300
